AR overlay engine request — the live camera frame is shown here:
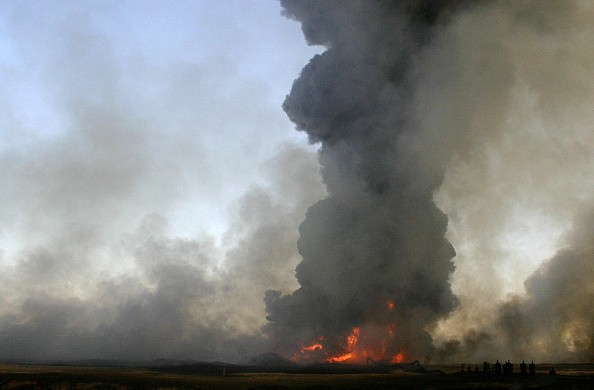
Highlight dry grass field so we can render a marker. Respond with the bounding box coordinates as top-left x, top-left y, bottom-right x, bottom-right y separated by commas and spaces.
0, 363, 593, 389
